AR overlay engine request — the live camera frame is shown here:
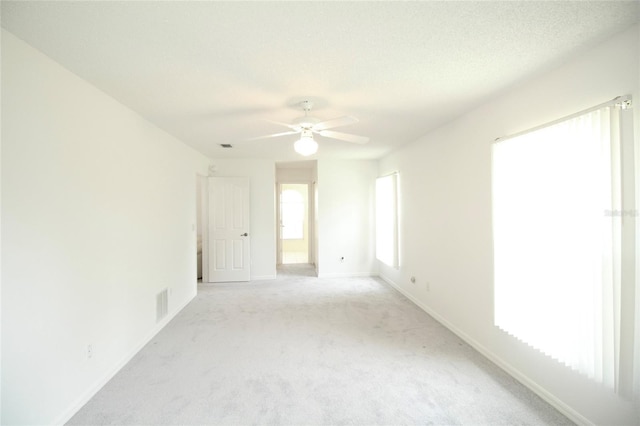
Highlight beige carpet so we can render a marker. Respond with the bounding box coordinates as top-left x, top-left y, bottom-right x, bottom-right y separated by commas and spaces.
68, 266, 573, 425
